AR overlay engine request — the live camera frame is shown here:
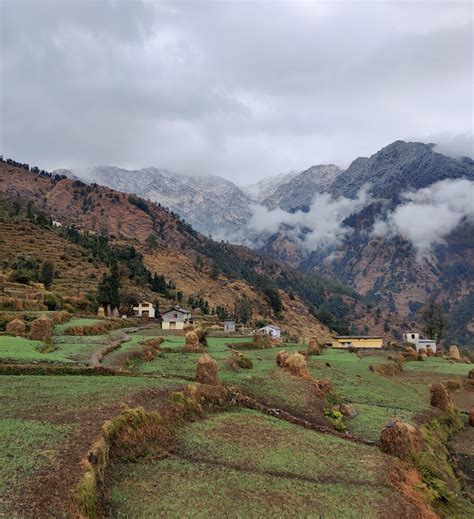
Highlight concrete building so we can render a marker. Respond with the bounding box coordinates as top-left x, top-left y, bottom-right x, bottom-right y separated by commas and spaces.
258, 325, 281, 338
224, 320, 236, 333
133, 301, 156, 319
161, 306, 192, 330
332, 336, 383, 349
